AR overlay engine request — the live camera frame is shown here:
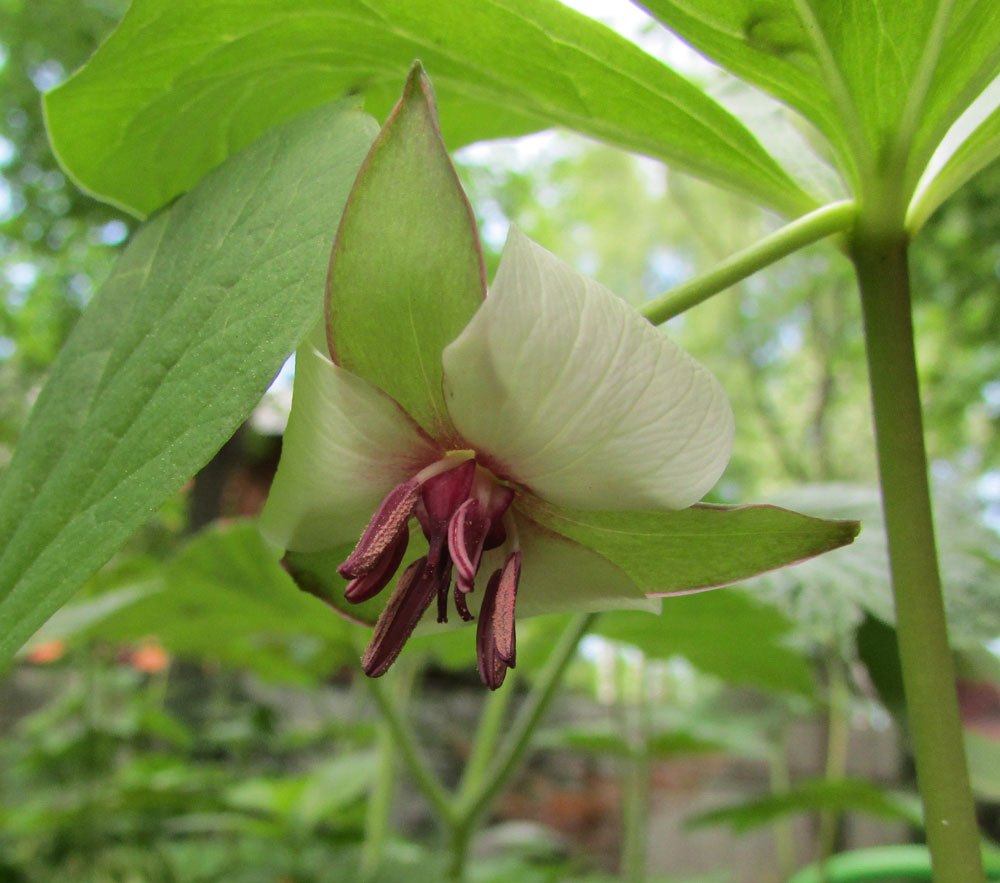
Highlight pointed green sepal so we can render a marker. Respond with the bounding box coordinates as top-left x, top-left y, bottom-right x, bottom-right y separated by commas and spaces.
518, 498, 860, 594
327, 63, 485, 441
